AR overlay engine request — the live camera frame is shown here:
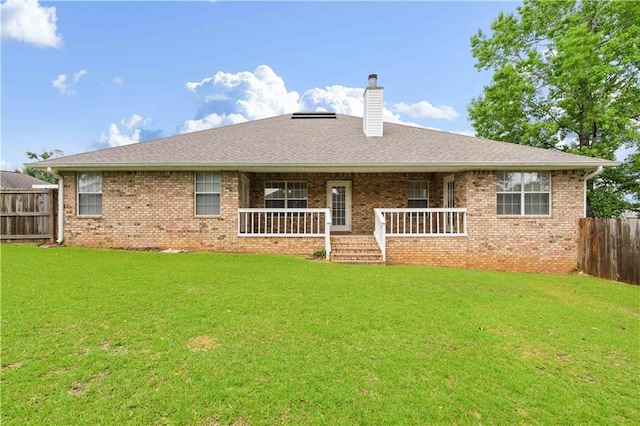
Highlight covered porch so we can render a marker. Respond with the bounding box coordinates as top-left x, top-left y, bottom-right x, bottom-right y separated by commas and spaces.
235, 171, 468, 263
238, 207, 467, 263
